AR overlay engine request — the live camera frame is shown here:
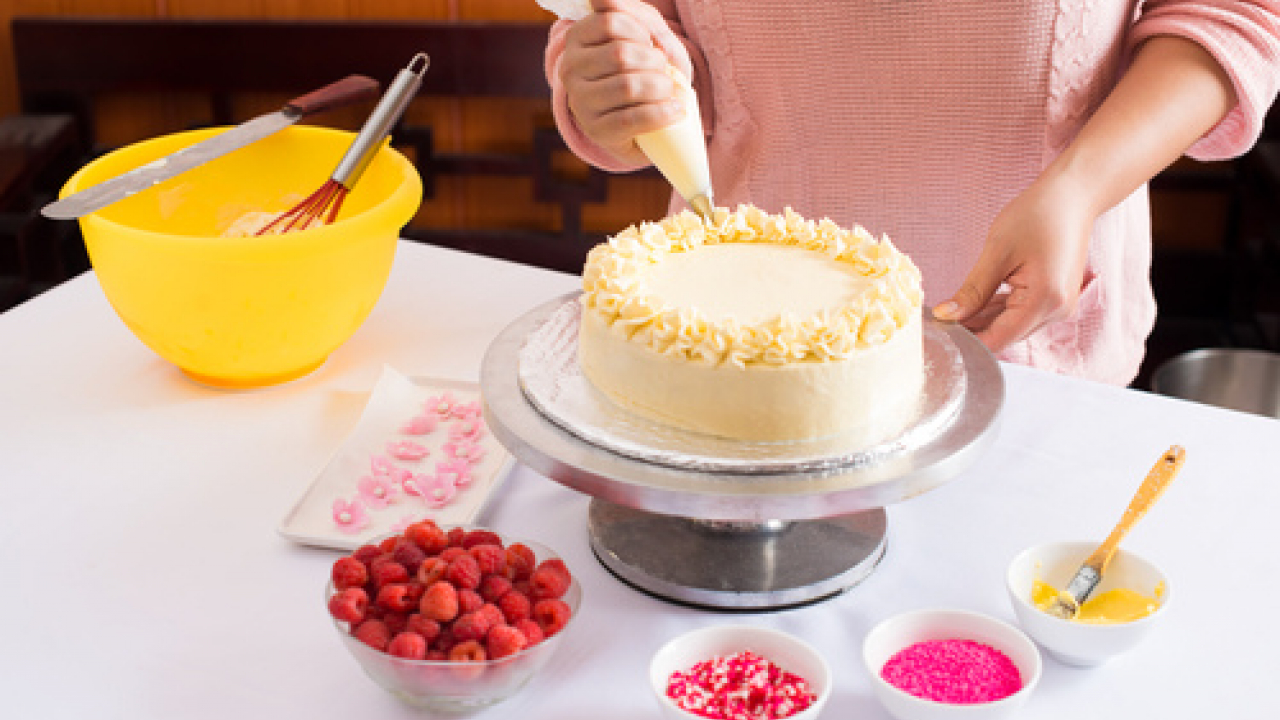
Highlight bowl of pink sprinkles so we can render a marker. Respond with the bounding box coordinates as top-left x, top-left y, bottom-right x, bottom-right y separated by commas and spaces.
650, 625, 832, 720
863, 609, 1041, 720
